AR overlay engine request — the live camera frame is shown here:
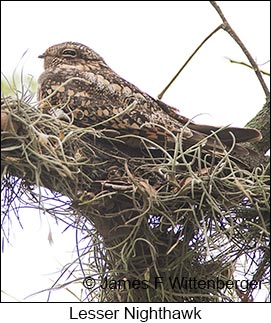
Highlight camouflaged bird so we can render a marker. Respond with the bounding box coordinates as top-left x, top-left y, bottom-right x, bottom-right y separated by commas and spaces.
38, 41, 262, 153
